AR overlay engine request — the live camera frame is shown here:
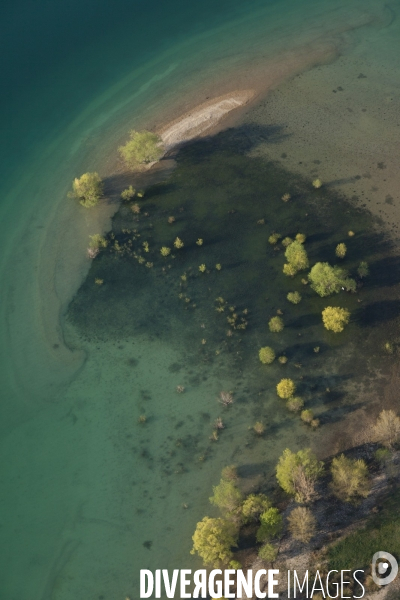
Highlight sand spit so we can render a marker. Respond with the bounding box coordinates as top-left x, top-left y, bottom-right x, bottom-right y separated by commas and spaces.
158, 90, 256, 150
